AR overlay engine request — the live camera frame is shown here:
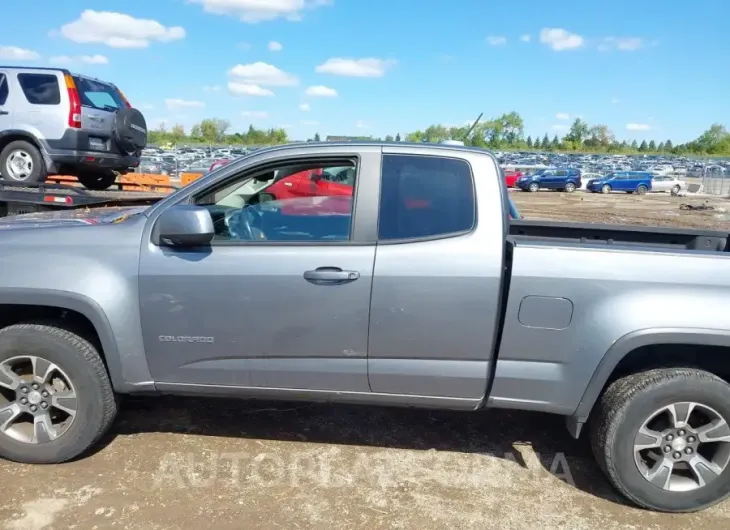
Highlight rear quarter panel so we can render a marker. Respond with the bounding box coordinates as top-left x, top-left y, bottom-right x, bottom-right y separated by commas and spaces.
489, 242, 730, 414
